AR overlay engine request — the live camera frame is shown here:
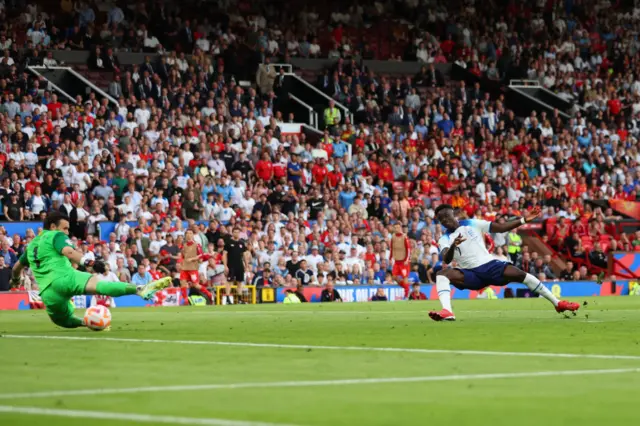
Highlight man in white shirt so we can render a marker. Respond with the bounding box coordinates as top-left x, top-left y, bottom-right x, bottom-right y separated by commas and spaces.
344, 246, 365, 270
43, 52, 57, 67
258, 241, 281, 268
416, 42, 429, 63
123, 185, 143, 210
304, 245, 323, 273
134, 100, 151, 126
216, 200, 236, 223
196, 34, 210, 52
144, 33, 161, 51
